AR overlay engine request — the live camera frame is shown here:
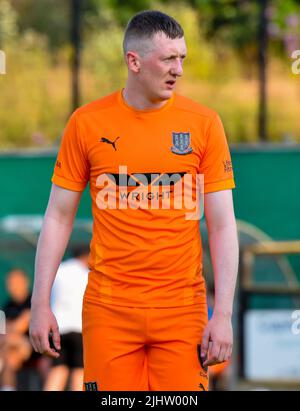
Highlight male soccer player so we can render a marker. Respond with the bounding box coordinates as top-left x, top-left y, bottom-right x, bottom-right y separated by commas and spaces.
29, 10, 239, 391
